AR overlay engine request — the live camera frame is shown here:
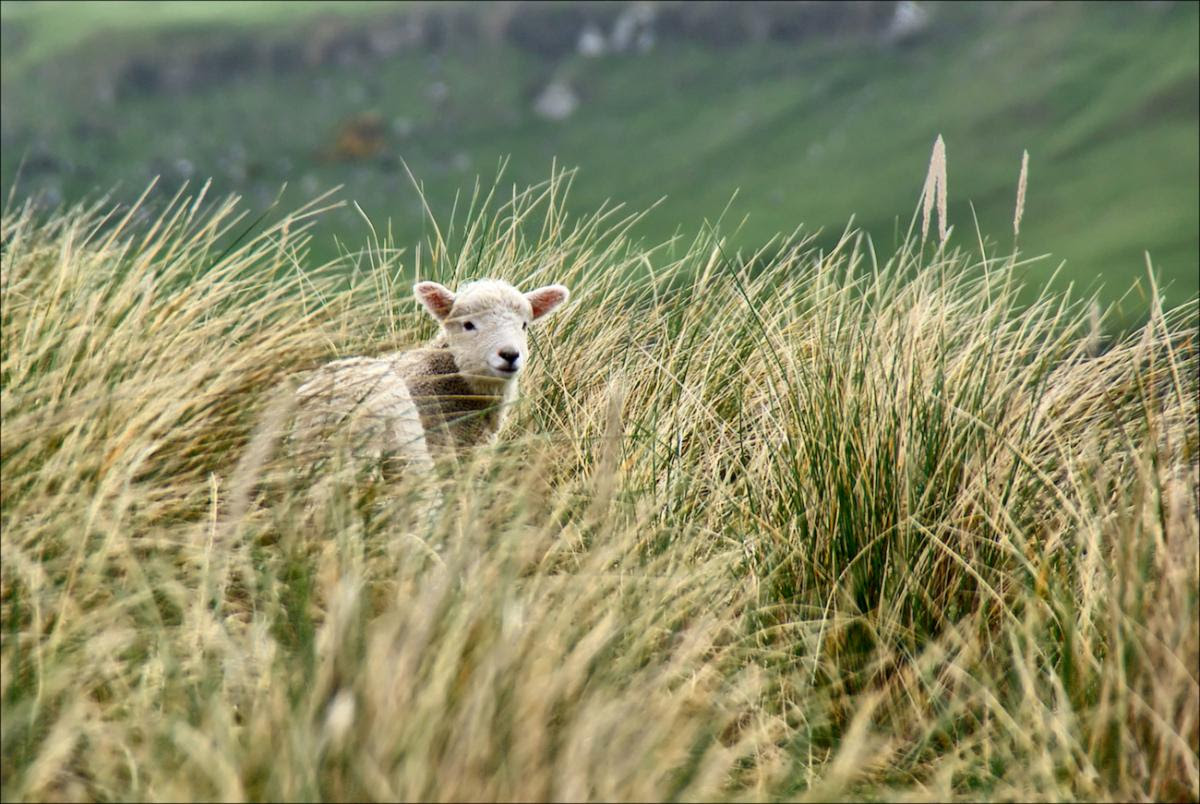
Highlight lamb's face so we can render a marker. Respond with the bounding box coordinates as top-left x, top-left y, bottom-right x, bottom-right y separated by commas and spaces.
444, 288, 531, 380
414, 279, 569, 382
